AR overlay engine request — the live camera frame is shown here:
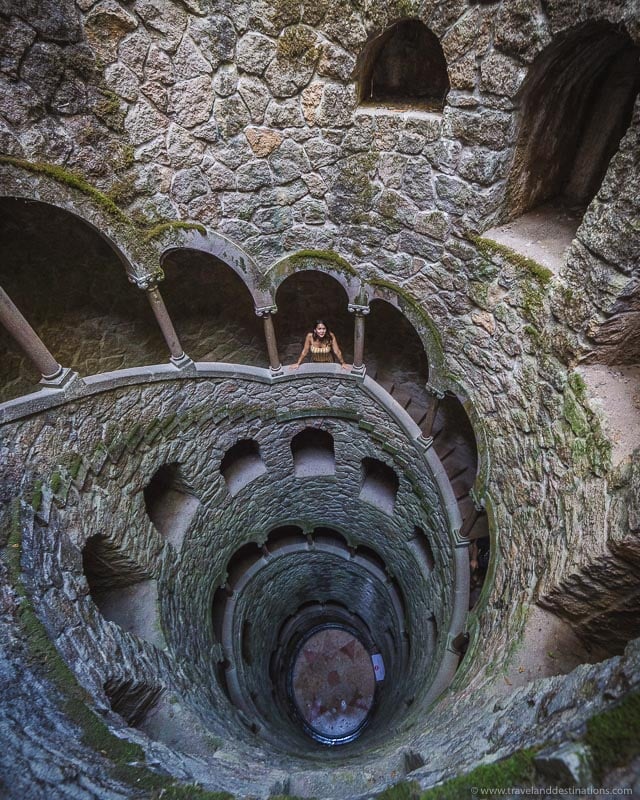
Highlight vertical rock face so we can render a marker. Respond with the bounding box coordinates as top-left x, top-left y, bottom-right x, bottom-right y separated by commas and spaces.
0, 0, 640, 797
